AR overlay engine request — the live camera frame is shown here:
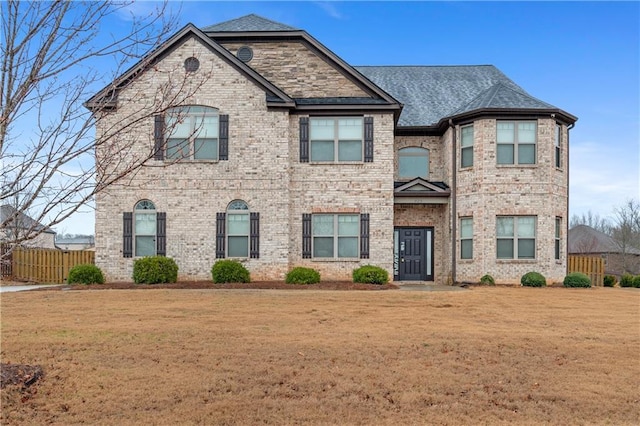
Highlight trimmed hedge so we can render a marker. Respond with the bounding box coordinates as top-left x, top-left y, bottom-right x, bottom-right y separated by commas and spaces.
633, 275, 640, 289
285, 267, 320, 285
479, 274, 495, 286
563, 272, 591, 288
521, 271, 546, 287
603, 275, 616, 287
352, 265, 389, 285
620, 274, 634, 288
211, 260, 250, 283
133, 256, 178, 284
67, 264, 105, 285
